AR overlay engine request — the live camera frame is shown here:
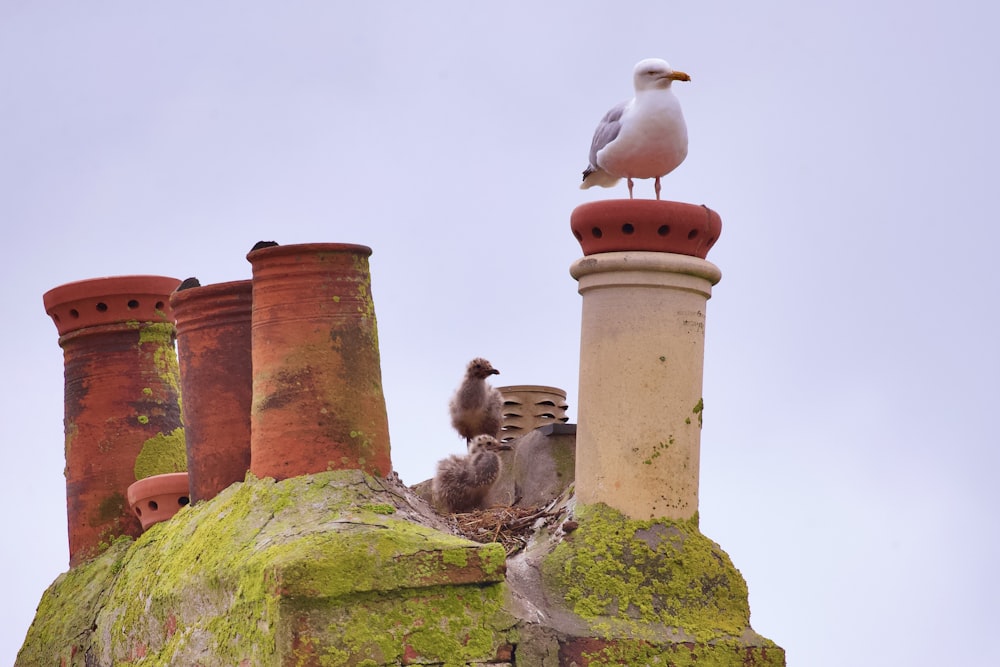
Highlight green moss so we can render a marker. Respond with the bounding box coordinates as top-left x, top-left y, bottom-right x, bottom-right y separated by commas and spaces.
348, 429, 375, 460
92, 476, 286, 665
97, 491, 128, 523
541, 503, 752, 643
20, 469, 780, 665
138, 322, 182, 402
269, 515, 504, 599
133, 427, 187, 479
287, 582, 515, 666
17, 470, 513, 665
441, 547, 468, 568
642, 437, 675, 465
693, 398, 704, 428
581, 639, 785, 666
479, 541, 508, 578
64, 421, 77, 460
16, 538, 133, 666
360, 503, 395, 515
